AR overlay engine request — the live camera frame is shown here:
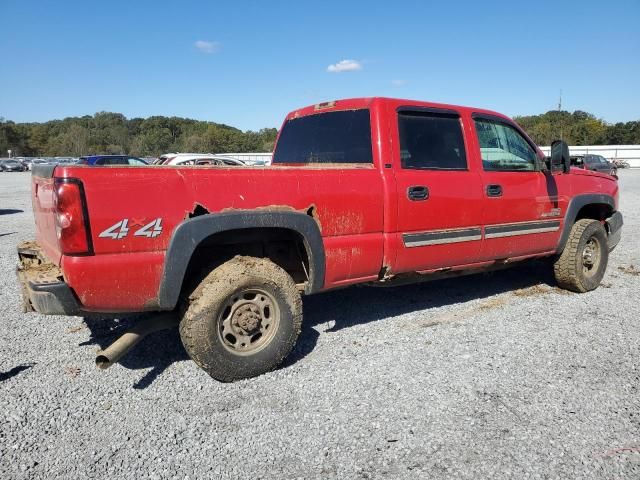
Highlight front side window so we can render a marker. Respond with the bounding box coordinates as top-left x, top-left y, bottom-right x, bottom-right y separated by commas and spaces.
474, 118, 537, 171
398, 111, 467, 170
272, 109, 373, 164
